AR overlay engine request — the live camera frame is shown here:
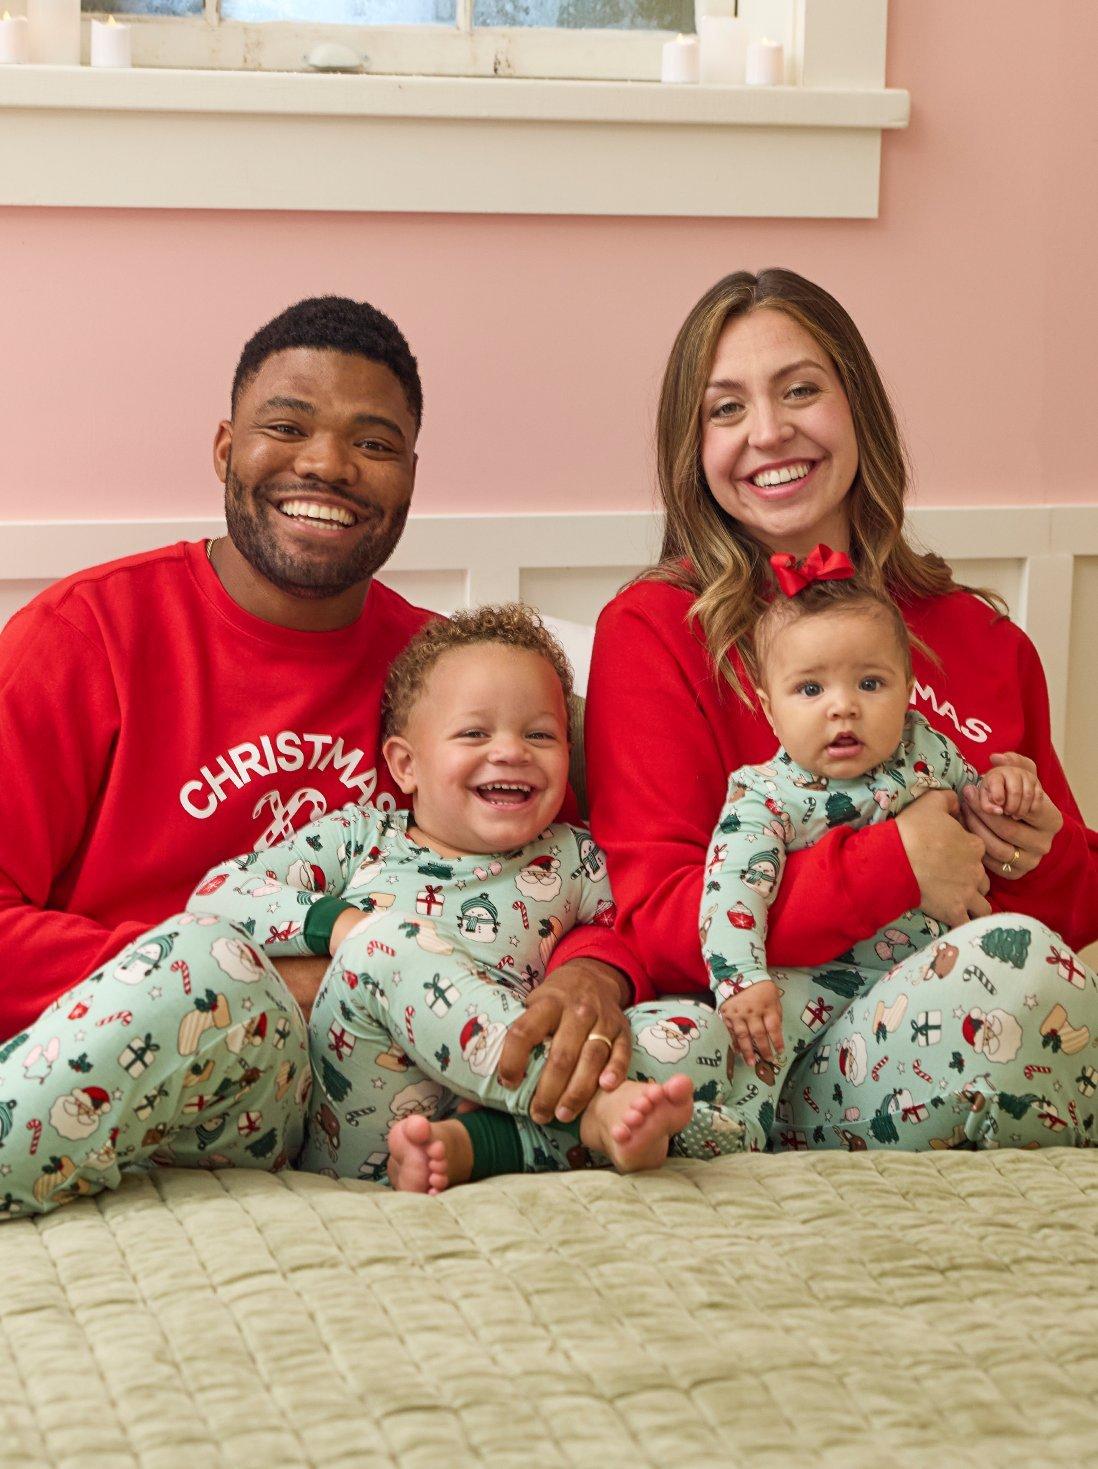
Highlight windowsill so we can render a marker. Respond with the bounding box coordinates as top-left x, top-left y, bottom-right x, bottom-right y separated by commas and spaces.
0, 64, 909, 216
